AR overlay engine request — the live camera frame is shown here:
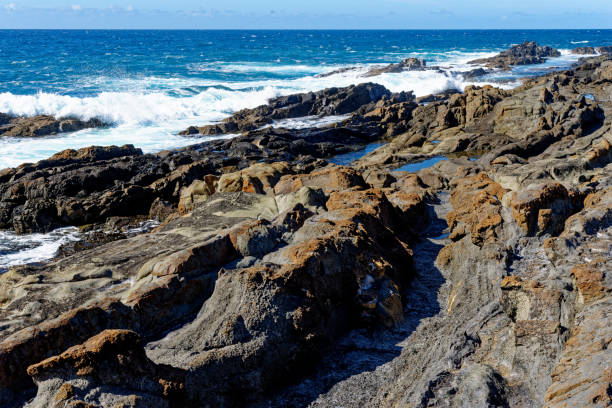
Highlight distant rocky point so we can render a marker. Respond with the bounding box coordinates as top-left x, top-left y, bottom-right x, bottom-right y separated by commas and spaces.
469, 41, 561, 69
